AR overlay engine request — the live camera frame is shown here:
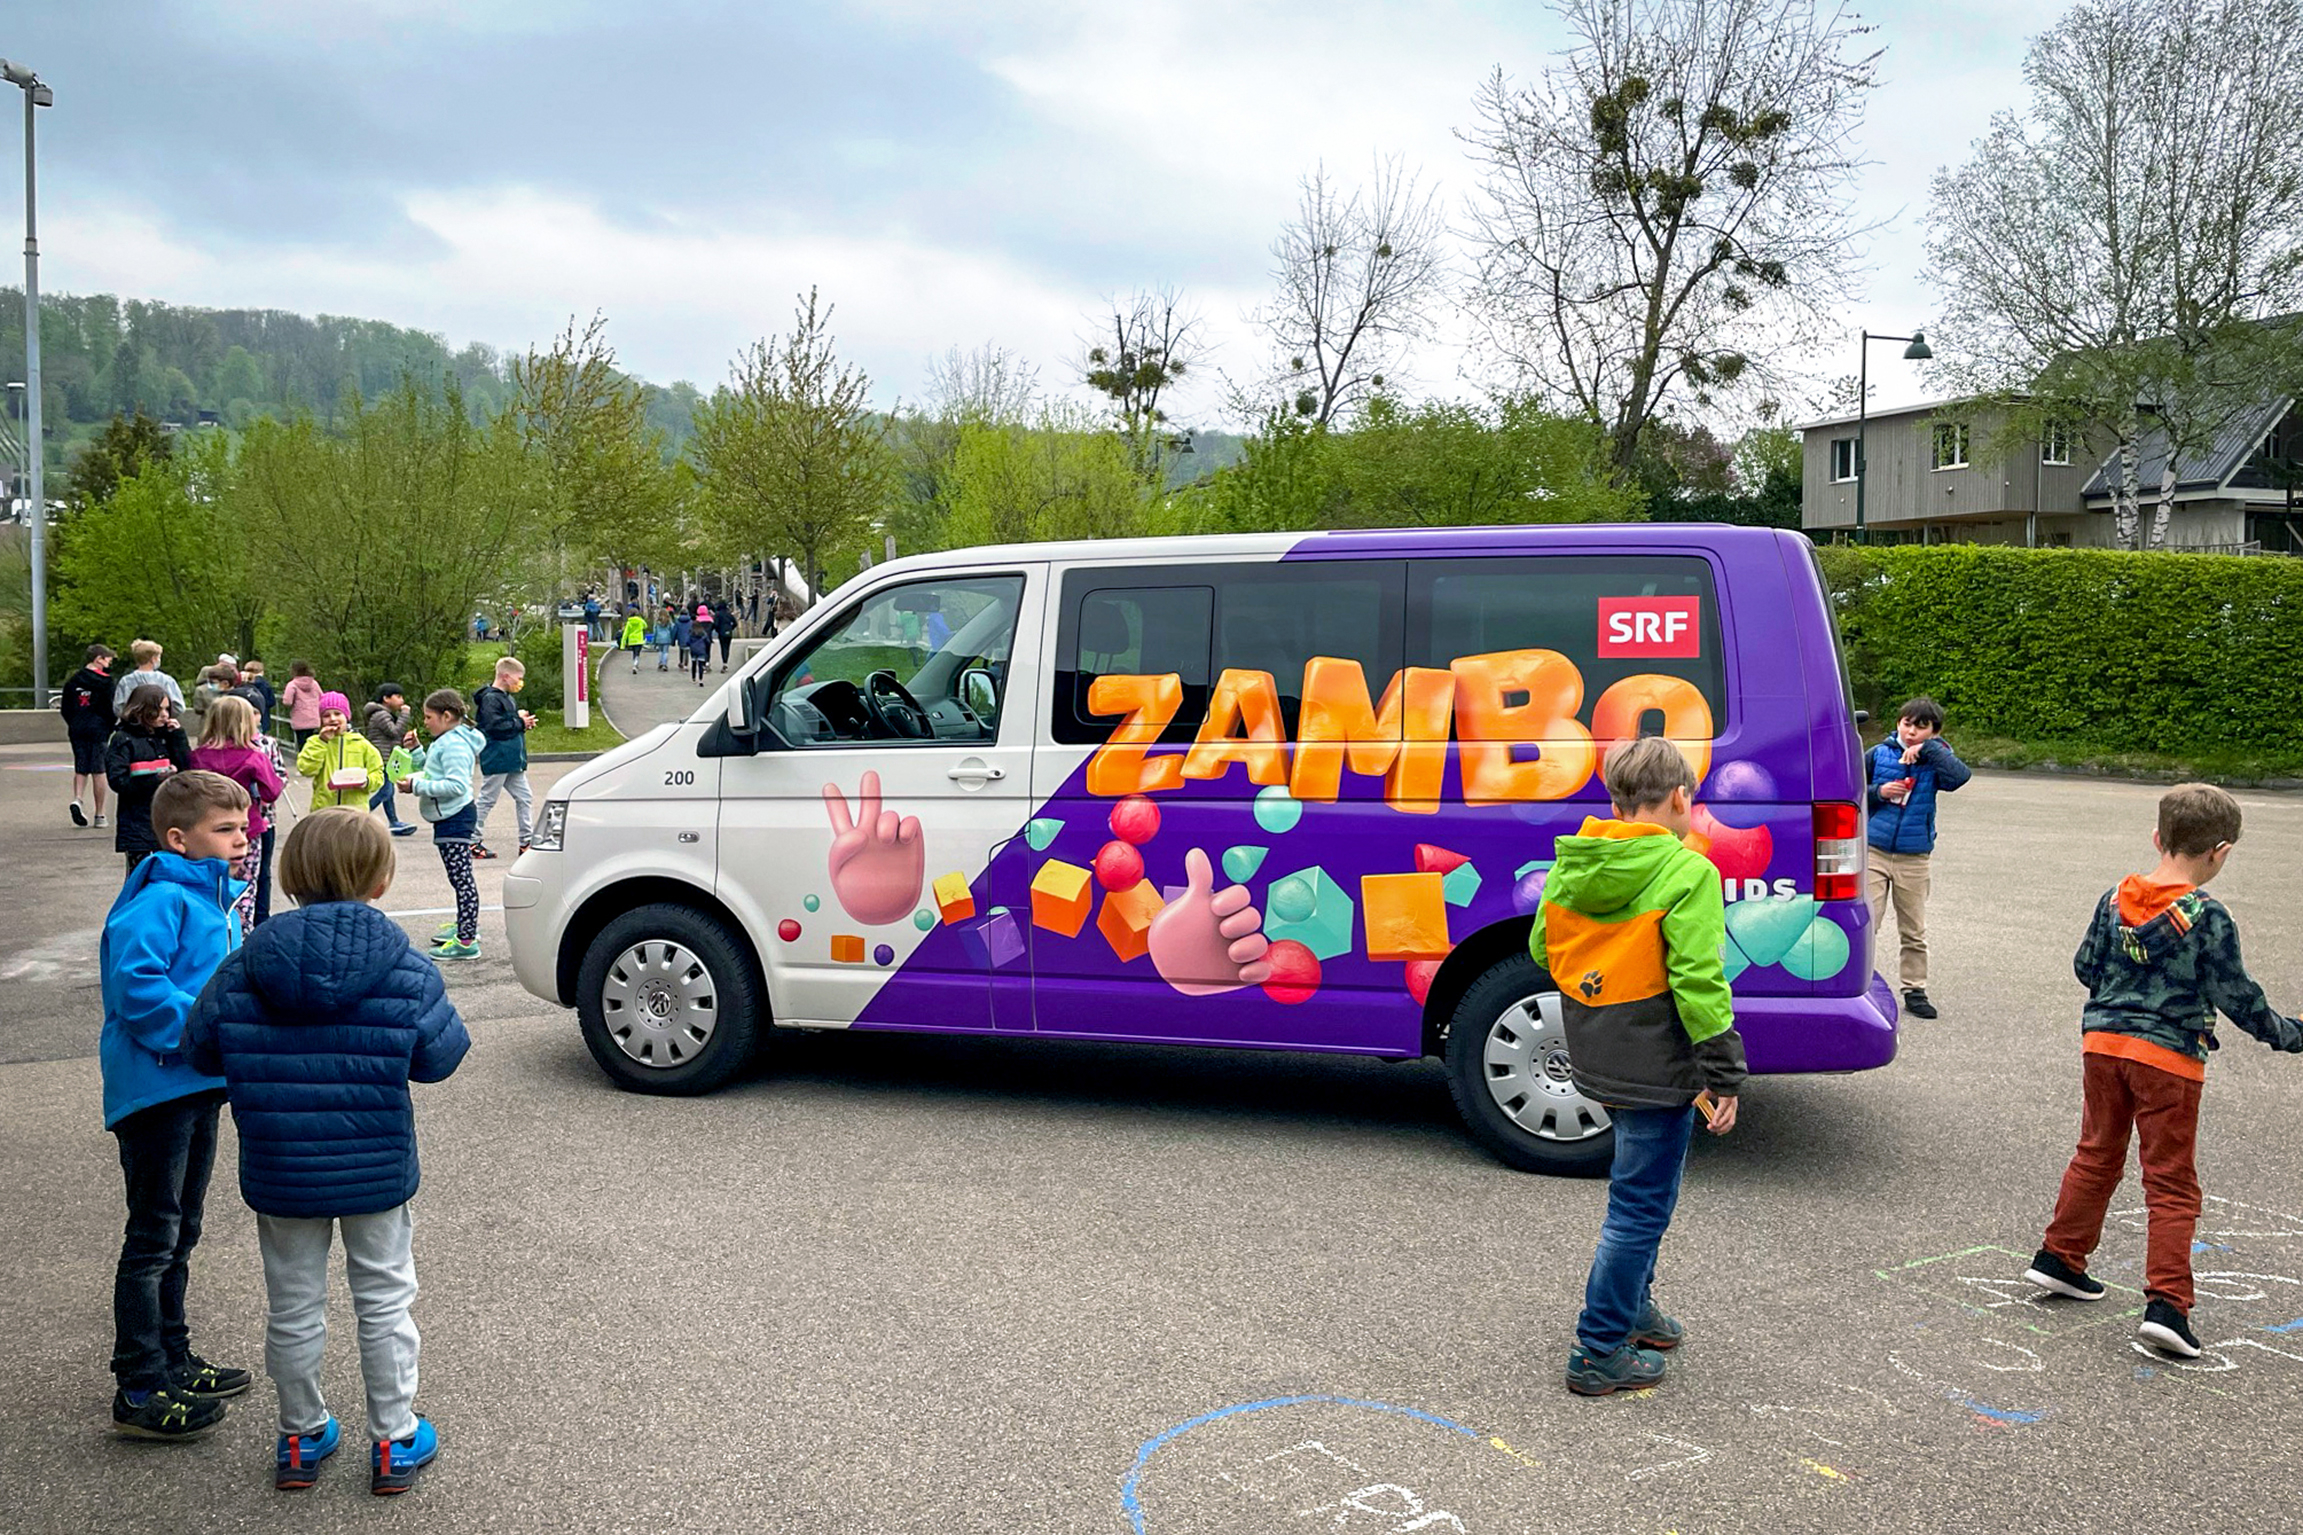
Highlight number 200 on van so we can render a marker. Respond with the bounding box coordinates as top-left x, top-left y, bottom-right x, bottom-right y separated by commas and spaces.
505, 526, 1895, 1175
